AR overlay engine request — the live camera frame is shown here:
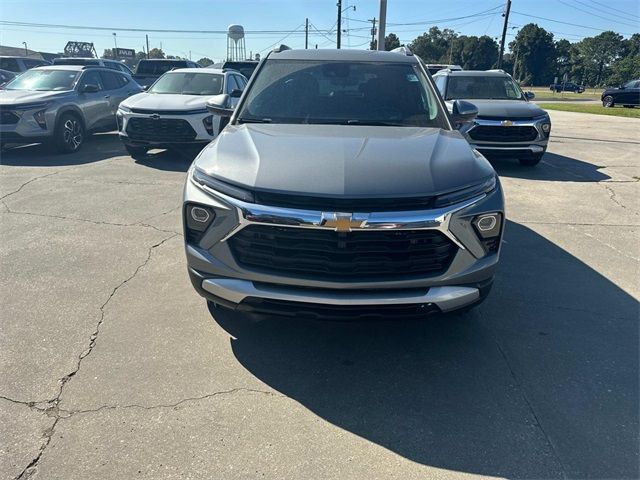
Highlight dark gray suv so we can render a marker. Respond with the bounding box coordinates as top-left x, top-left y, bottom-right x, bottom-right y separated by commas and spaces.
0, 65, 141, 152
183, 48, 505, 319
